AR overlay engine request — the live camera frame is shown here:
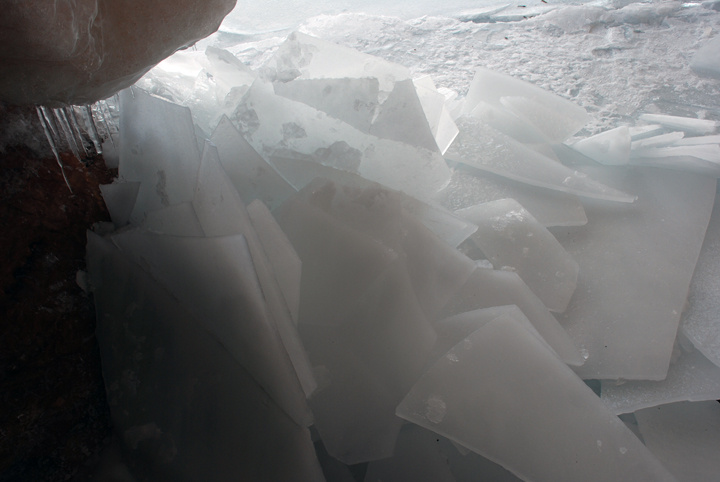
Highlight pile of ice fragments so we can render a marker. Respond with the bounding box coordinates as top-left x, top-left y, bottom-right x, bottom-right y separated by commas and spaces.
87, 31, 720, 481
